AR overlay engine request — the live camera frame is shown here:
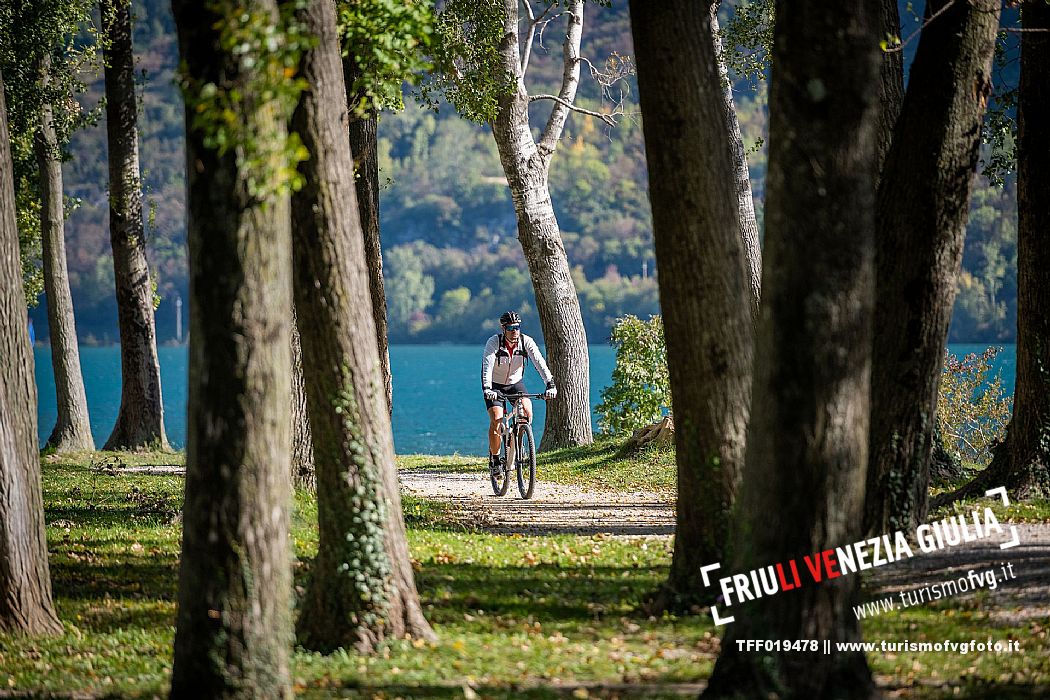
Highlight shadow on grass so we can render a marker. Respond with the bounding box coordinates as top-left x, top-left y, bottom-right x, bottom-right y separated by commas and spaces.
293, 560, 669, 625
299, 681, 703, 699
50, 558, 179, 602
883, 681, 1050, 699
